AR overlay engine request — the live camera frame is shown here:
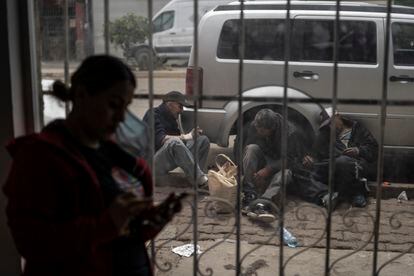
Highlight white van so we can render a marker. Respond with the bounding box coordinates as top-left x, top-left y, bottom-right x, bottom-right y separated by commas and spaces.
130, 0, 231, 69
